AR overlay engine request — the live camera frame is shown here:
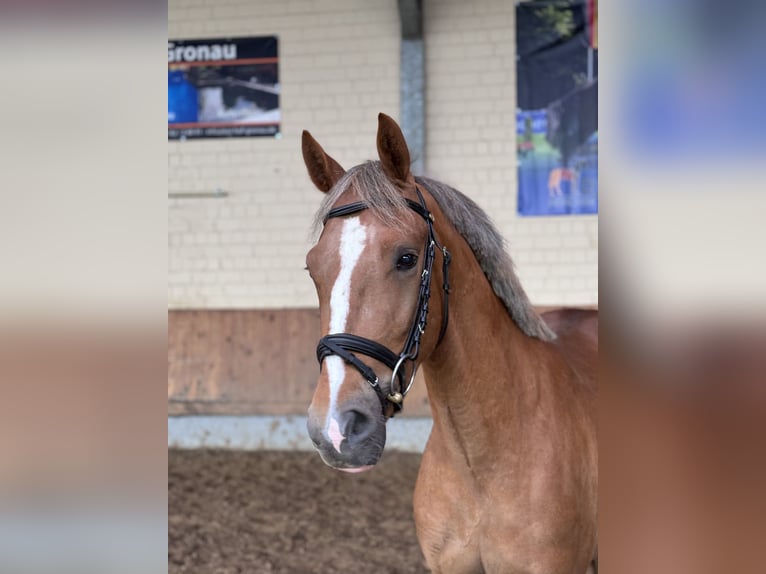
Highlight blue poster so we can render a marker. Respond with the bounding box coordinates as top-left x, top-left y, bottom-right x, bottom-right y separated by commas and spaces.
516, 0, 598, 216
